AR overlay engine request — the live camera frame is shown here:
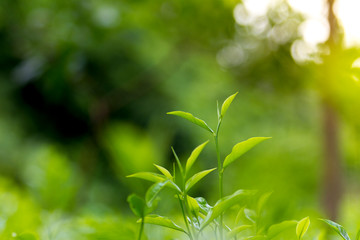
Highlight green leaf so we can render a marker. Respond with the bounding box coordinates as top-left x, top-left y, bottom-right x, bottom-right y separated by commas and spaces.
244, 208, 257, 223
15, 233, 38, 240
154, 164, 173, 179
167, 111, 213, 133
221, 92, 238, 118
200, 189, 255, 230
127, 194, 146, 218
267, 220, 297, 239
223, 137, 271, 169
127, 172, 165, 182
195, 197, 212, 215
356, 228, 360, 240
319, 219, 350, 240
185, 168, 216, 192
138, 214, 187, 234
227, 225, 252, 238
187, 196, 200, 216
296, 217, 310, 240
185, 140, 209, 177
145, 180, 168, 207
